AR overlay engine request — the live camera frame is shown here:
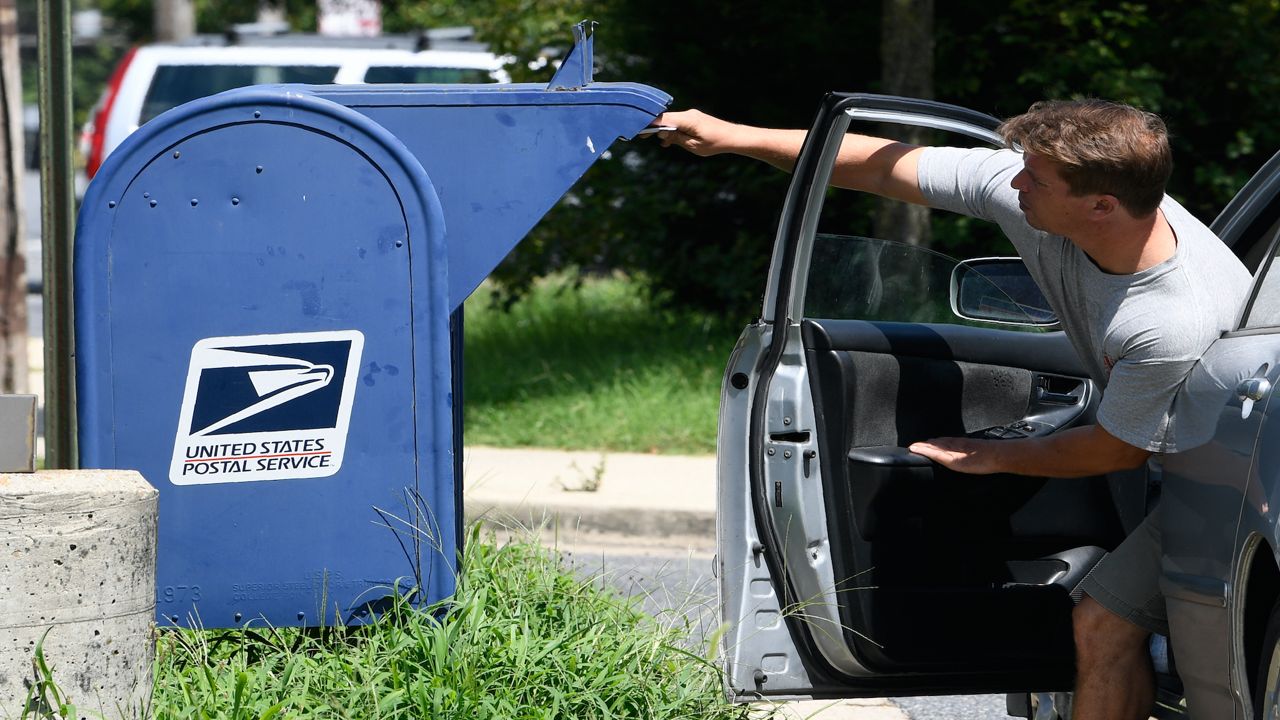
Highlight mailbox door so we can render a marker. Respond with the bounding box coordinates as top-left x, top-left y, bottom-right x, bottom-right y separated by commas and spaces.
76, 90, 452, 628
